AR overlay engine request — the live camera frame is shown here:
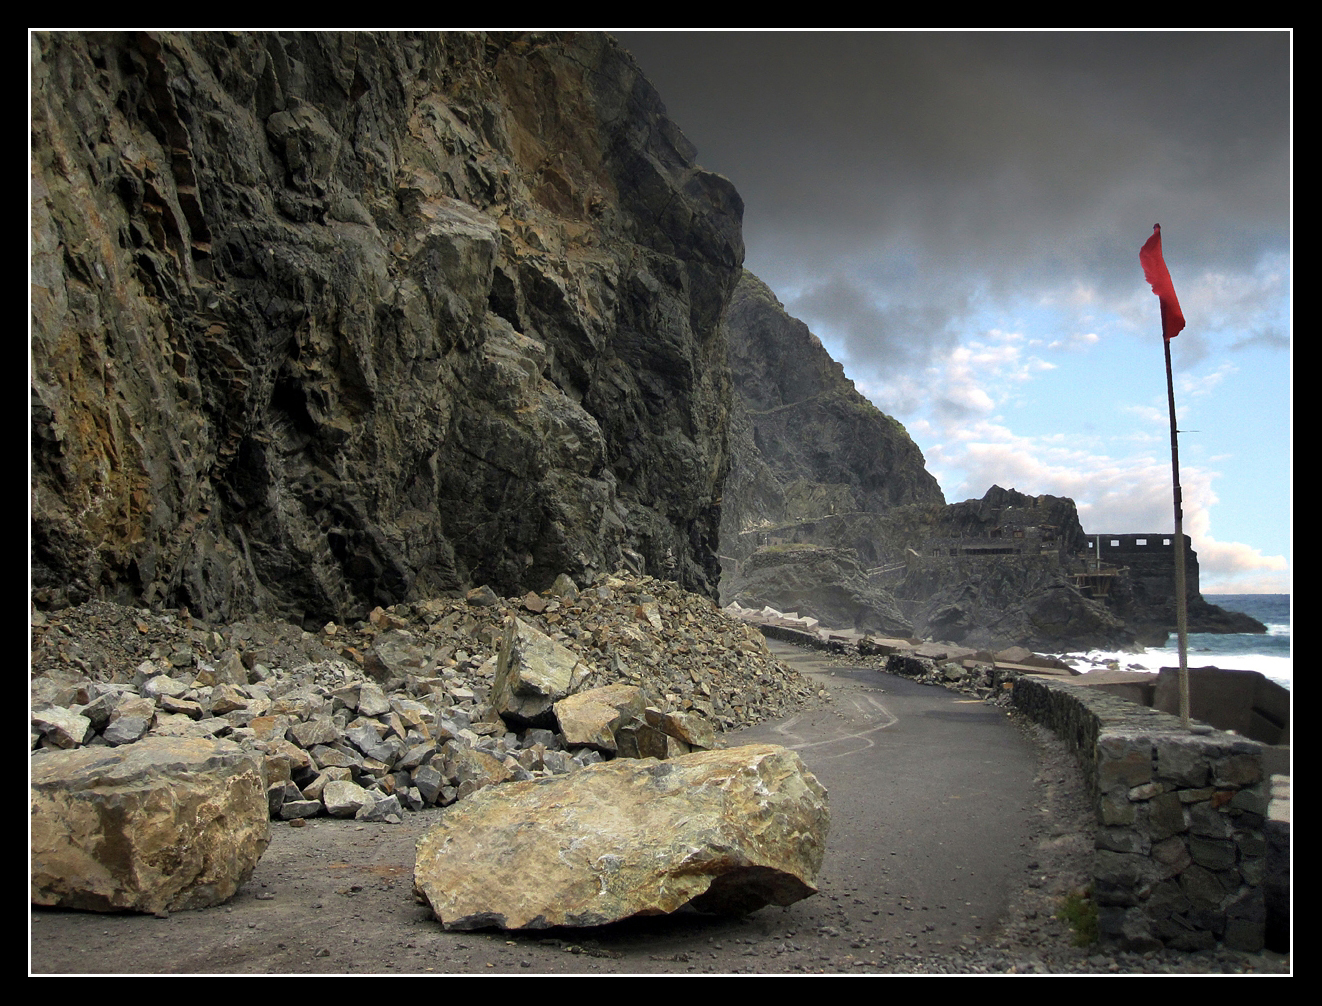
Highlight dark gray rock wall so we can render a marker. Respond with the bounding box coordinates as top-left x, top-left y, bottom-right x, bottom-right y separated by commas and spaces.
720, 271, 944, 561
886, 487, 1132, 650
31, 31, 743, 625
725, 544, 911, 636
895, 554, 1131, 651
